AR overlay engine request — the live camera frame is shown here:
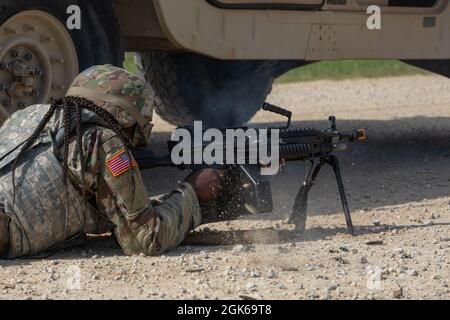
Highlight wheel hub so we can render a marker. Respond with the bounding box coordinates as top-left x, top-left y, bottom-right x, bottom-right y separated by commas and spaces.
0, 10, 79, 122
1, 49, 42, 101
